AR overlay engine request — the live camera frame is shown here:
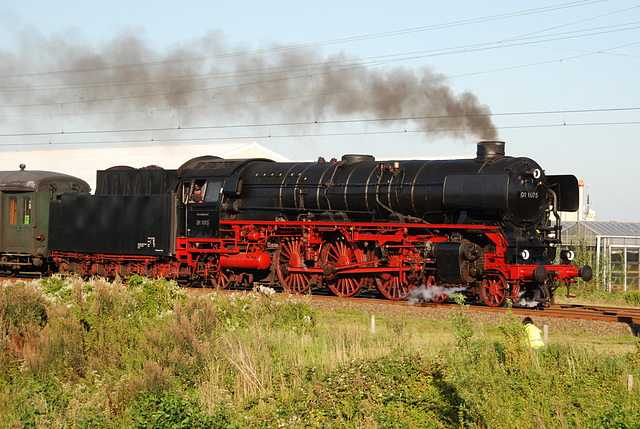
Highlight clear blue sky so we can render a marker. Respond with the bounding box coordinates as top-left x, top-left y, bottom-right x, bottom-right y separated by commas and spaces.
1, 0, 639, 221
